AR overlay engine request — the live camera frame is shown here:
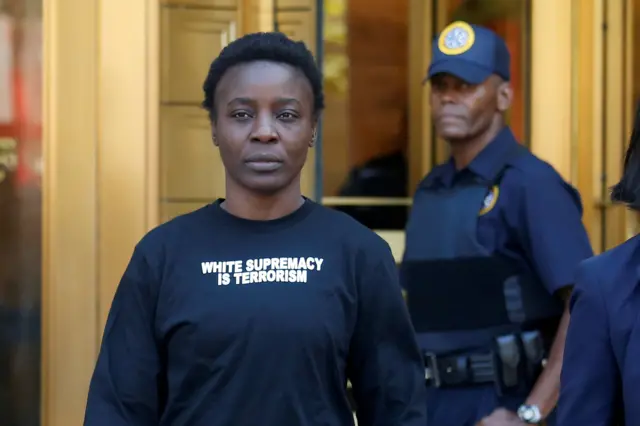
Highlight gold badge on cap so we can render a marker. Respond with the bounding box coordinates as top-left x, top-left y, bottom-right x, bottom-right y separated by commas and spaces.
438, 21, 475, 56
